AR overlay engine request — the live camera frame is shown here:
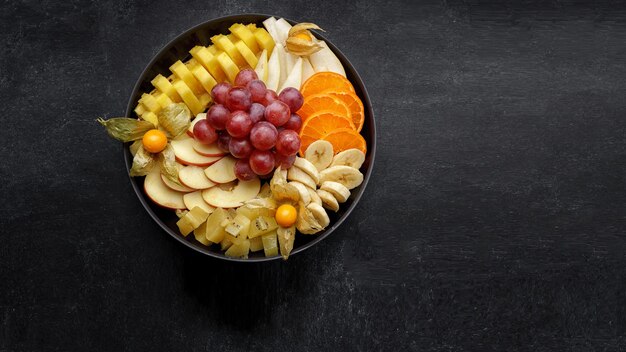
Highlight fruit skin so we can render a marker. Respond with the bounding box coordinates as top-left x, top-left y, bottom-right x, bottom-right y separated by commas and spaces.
274, 153, 295, 169
228, 138, 253, 159
275, 204, 297, 227
261, 89, 278, 106
278, 88, 304, 112
264, 100, 291, 127
283, 113, 302, 132
142, 129, 168, 153
234, 68, 258, 87
207, 104, 230, 130
247, 80, 267, 103
304, 140, 334, 171
250, 121, 278, 151
234, 159, 256, 181
275, 130, 301, 157
249, 149, 275, 175
226, 111, 253, 138
193, 119, 218, 145
217, 132, 231, 152
248, 103, 265, 124
144, 167, 186, 209
226, 86, 252, 111
211, 82, 231, 104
